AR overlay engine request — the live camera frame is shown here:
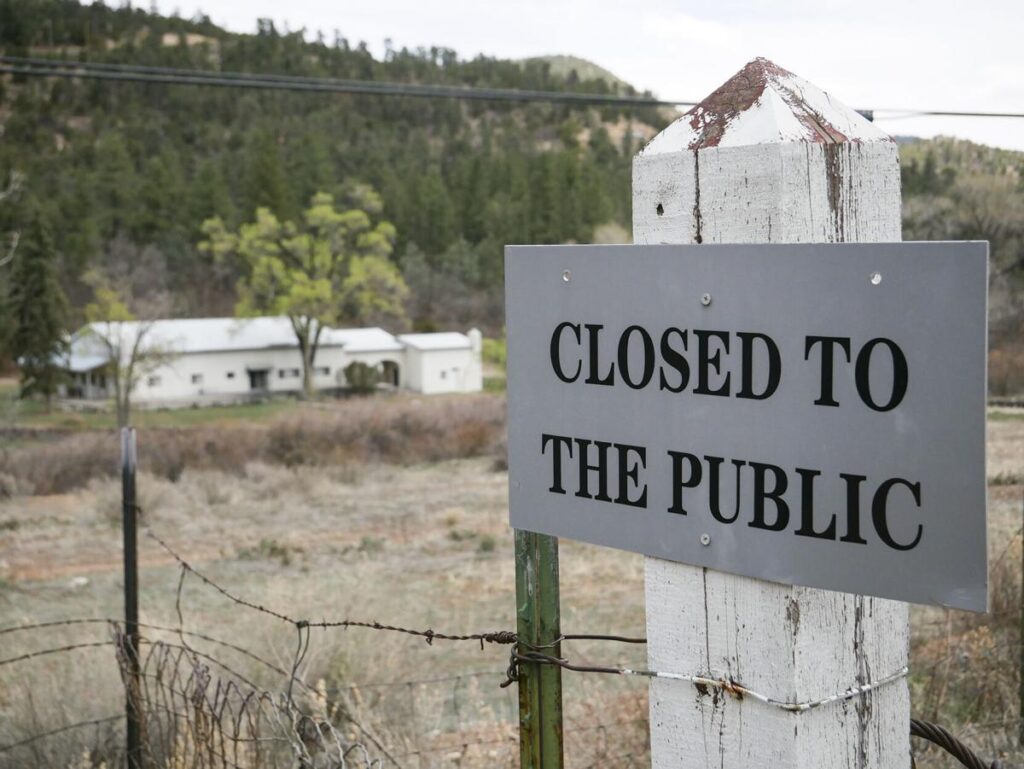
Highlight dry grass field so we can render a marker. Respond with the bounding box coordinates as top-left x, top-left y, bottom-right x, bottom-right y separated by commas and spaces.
0, 395, 1021, 768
